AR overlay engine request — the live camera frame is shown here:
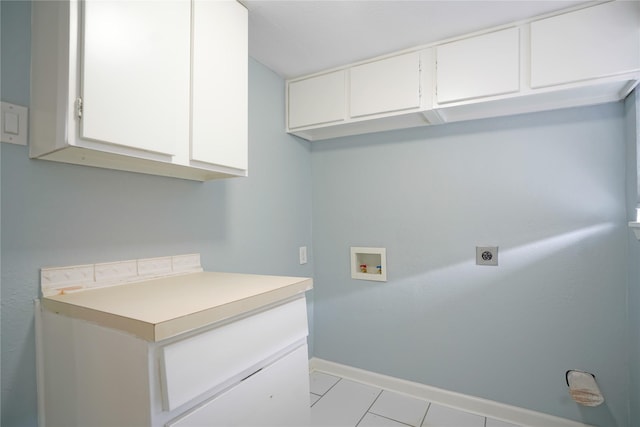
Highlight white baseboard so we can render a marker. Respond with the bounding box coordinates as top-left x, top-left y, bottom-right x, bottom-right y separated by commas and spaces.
309, 357, 594, 427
